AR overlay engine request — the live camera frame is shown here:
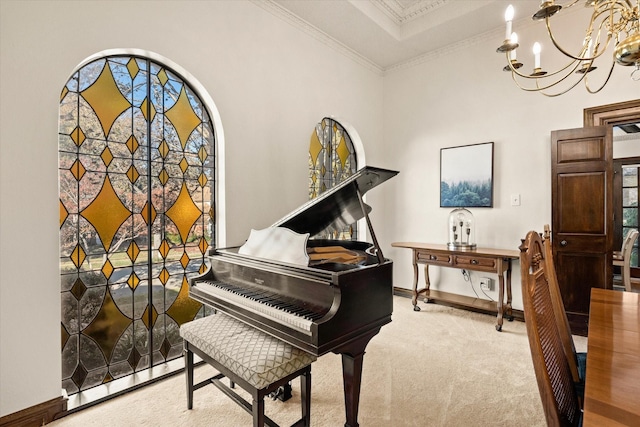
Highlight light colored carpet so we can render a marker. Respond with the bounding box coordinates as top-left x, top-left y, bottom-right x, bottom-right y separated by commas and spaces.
49, 295, 587, 426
